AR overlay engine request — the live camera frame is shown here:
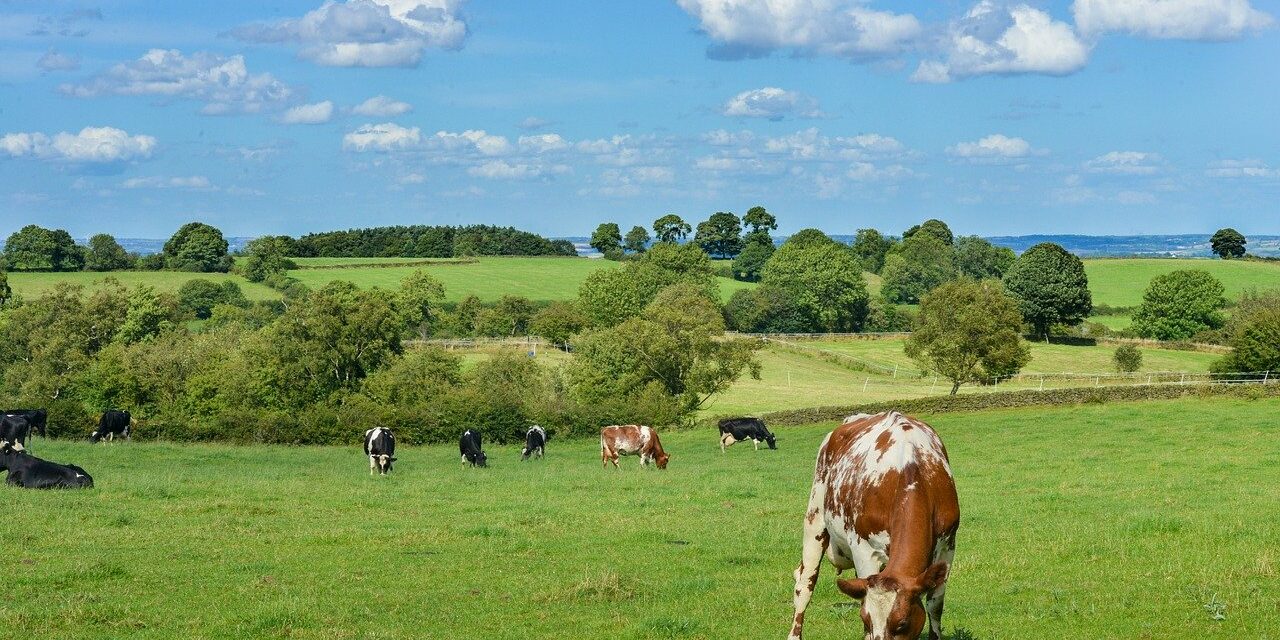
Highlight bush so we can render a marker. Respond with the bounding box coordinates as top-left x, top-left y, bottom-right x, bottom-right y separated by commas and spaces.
1131, 270, 1227, 341
177, 279, 248, 319
1113, 344, 1143, 373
